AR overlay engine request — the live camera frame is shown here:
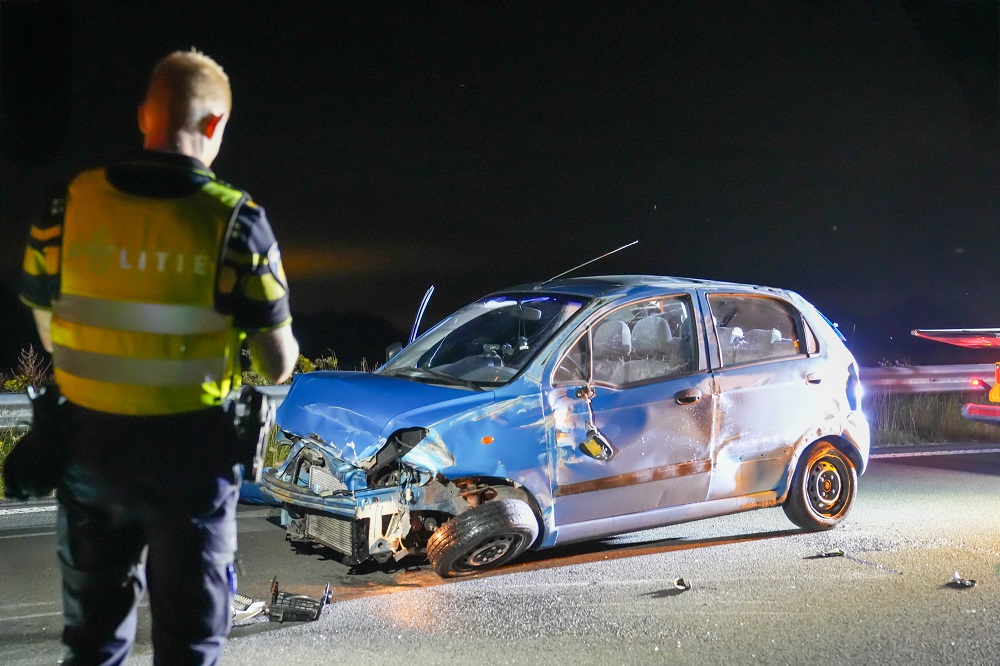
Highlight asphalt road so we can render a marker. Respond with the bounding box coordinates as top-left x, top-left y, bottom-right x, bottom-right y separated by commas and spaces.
3, 445, 1000, 665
